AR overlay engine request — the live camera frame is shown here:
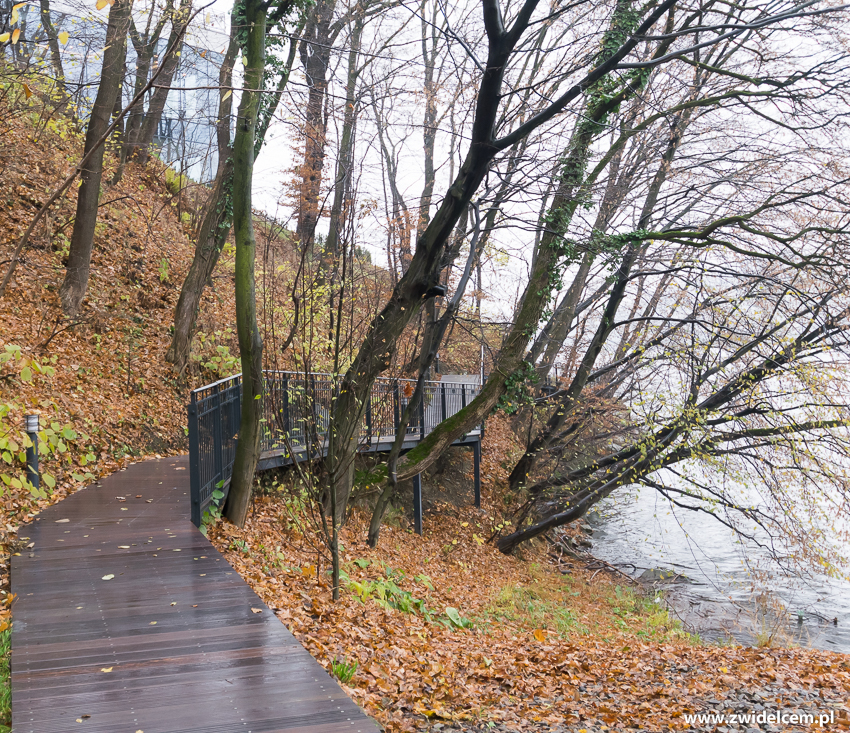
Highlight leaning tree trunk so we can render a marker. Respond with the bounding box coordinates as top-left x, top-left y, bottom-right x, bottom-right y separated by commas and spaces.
323, 0, 676, 525
367, 207, 484, 547
528, 131, 630, 379
393, 0, 672, 485
166, 30, 238, 370
165, 162, 233, 368
507, 105, 692, 496
223, 0, 266, 528
59, 0, 132, 317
